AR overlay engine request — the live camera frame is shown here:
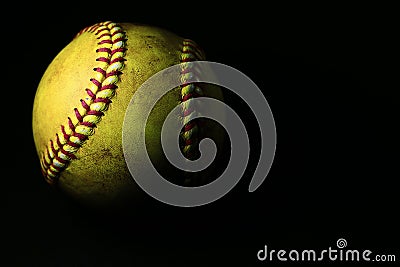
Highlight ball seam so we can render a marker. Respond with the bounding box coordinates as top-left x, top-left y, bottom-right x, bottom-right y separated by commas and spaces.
179, 39, 206, 160
40, 21, 127, 184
